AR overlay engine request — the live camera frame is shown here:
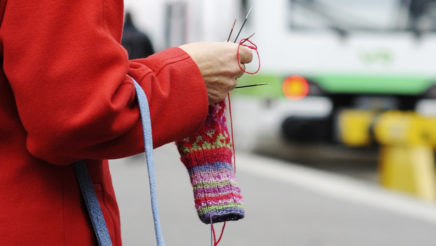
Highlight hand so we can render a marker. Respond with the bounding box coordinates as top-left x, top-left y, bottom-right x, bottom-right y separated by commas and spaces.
179, 42, 253, 104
